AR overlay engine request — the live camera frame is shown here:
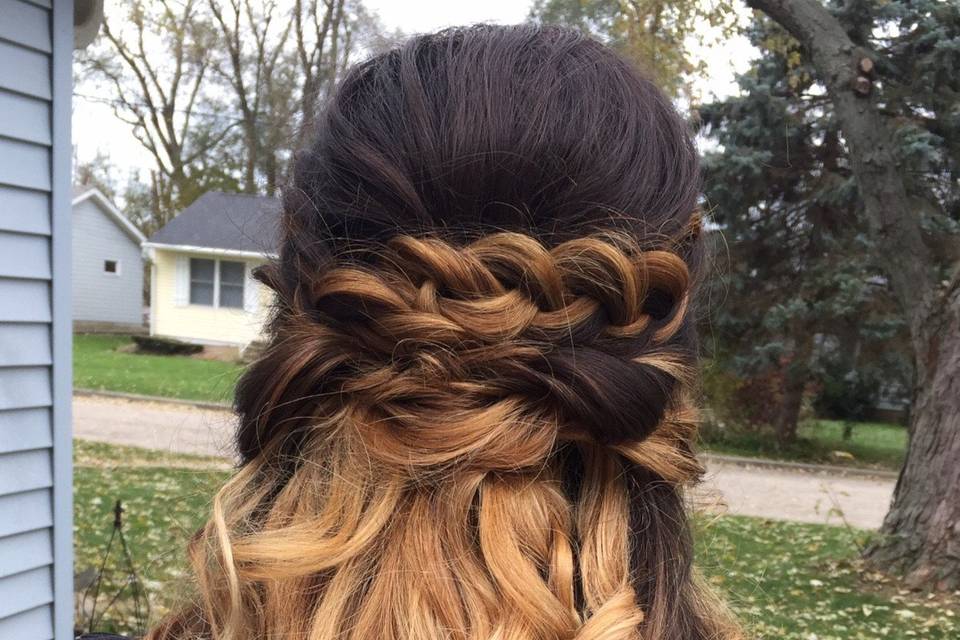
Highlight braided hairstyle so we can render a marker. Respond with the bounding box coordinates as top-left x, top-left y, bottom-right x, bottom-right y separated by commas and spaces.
150, 24, 741, 640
